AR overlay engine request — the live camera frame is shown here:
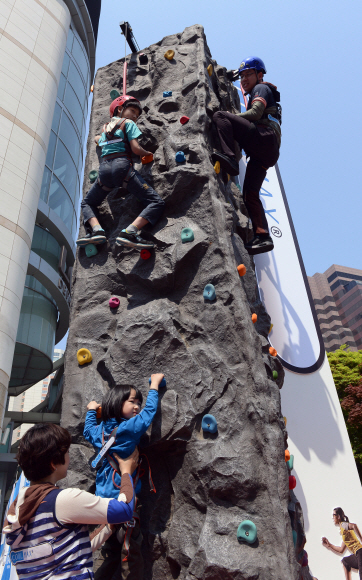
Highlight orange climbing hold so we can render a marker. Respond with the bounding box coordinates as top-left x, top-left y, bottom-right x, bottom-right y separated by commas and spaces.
284, 416, 287, 426
269, 346, 277, 357
285, 450, 290, 462
214, 161, 220, 174
237, 264, 246, 277
207, 64, 213, 76
164, 50, 175, 60
90, 85, 94, 93
142, 153, 153, 164
251, 313, 257, 324
96, 406, 102, 419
